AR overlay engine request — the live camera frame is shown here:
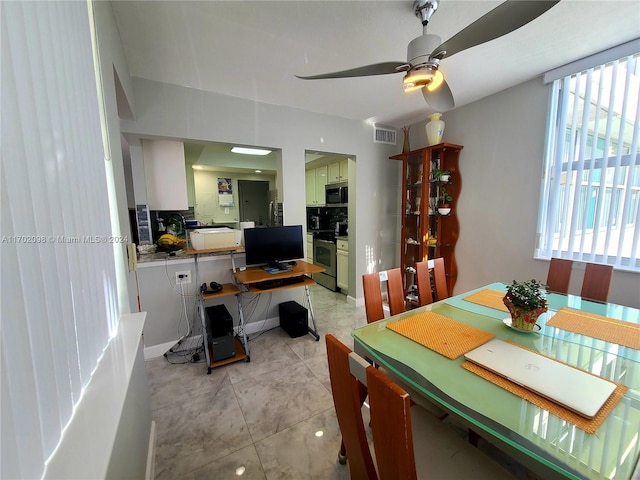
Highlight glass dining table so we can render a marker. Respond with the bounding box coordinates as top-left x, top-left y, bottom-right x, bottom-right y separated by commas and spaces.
352, 282, 640, 480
